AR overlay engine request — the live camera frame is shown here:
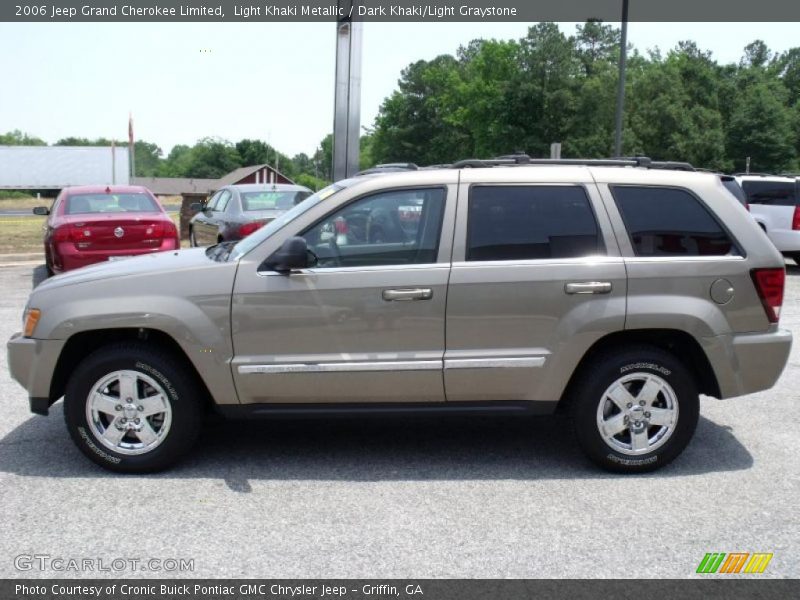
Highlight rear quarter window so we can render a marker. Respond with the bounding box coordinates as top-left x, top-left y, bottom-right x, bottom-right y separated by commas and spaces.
611, 186, 741, 257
